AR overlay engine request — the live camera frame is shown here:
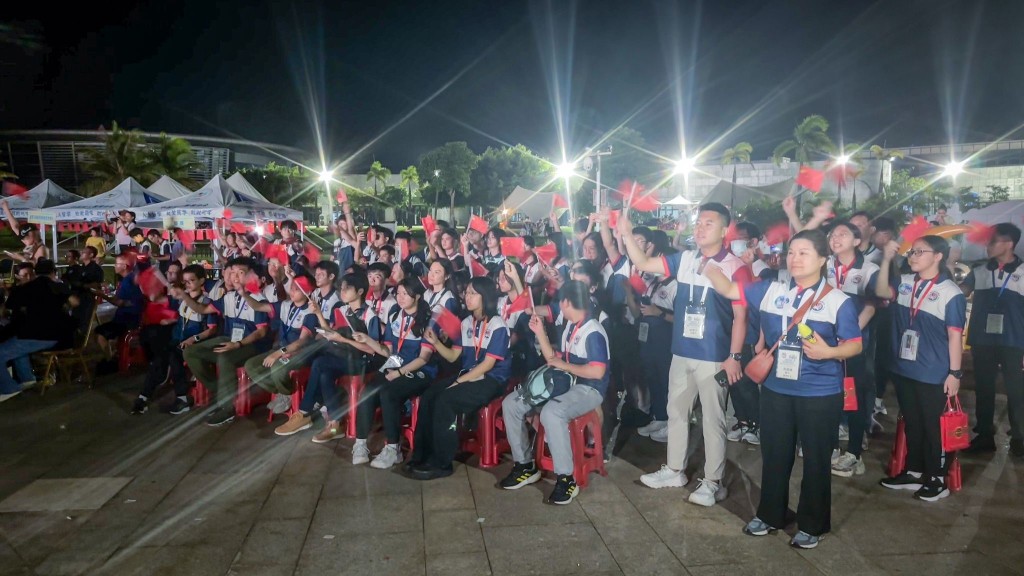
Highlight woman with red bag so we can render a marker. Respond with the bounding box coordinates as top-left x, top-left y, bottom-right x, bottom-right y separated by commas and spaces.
706, 229, 863, 549
874, 235, 967, 502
